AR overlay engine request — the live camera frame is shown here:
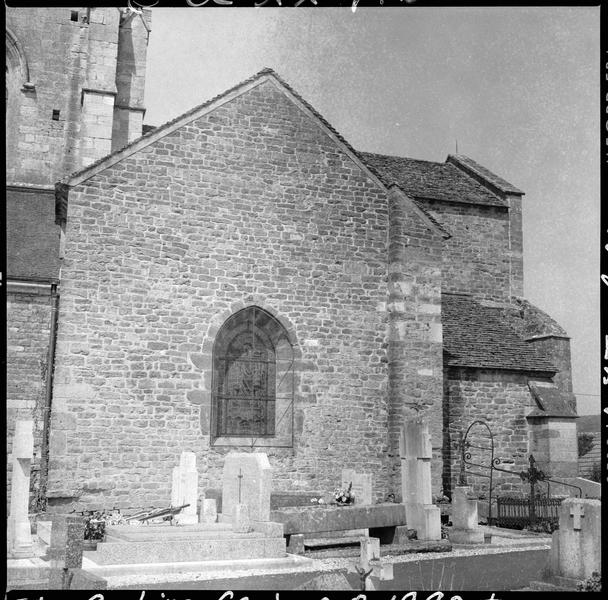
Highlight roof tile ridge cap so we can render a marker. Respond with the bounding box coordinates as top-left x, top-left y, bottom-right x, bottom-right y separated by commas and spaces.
359, 150, 444, 166
446, 153, 524, 196
64, 68, 276, 184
